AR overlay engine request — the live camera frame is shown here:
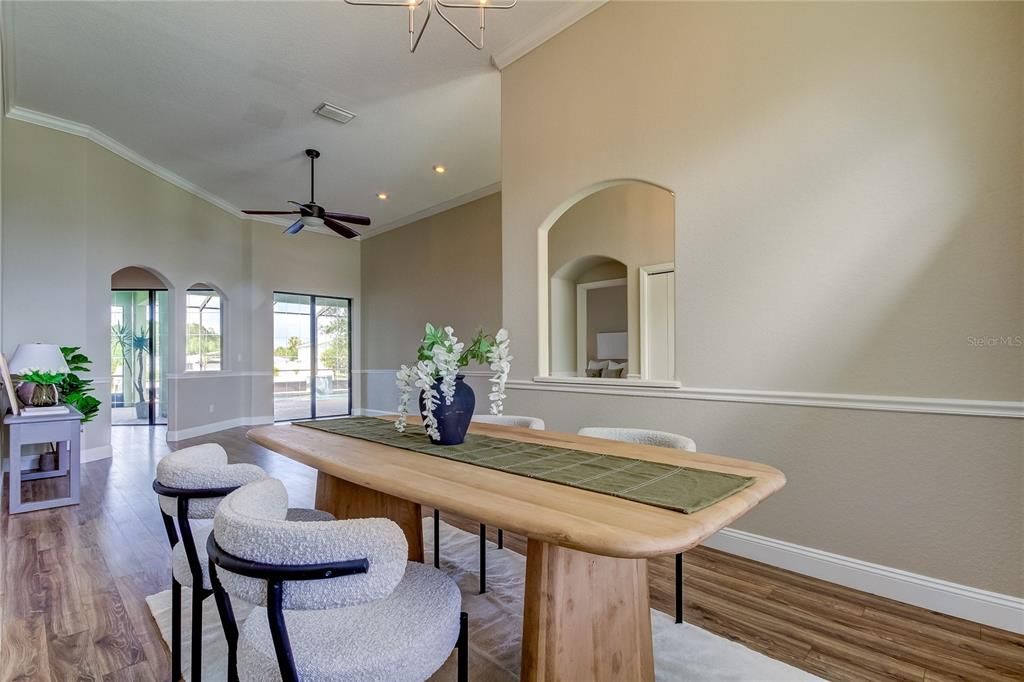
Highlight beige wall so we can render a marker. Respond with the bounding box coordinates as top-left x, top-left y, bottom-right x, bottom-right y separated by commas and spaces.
1, 119, 361, 449
501, 2, 1023, 595
360, 192, 502, 411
